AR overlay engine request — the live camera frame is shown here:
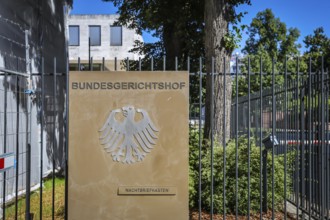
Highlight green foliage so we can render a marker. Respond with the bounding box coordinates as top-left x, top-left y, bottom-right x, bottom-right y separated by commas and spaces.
104, 0, 252, 107
233, 54, 308, 97
303, 27, 330, 71
236, 9, 307, 96
104, 0, 251, 60
243, 9, 301, 60
103, 0, 205, 67
189, 126, 202, 207
224, 24, 248, 53
189, 128, 293, 214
